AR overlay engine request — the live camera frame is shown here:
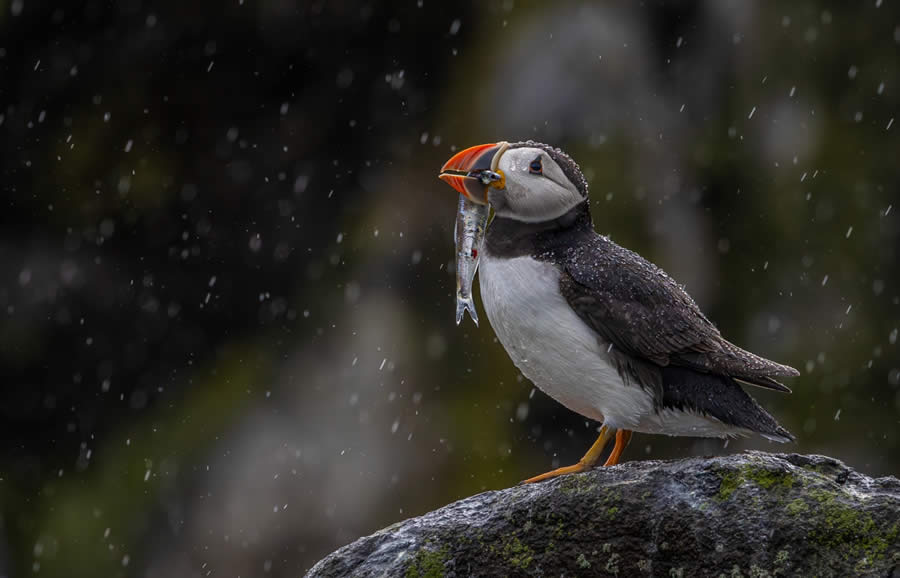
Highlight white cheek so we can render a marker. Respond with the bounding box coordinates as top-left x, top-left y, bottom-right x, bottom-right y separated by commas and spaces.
503, 157, 527, 173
